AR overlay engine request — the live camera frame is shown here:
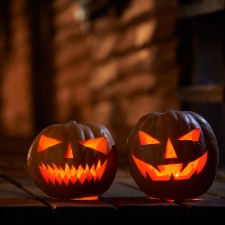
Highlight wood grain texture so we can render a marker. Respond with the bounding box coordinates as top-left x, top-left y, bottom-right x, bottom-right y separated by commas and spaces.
0, 169, 225, 223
